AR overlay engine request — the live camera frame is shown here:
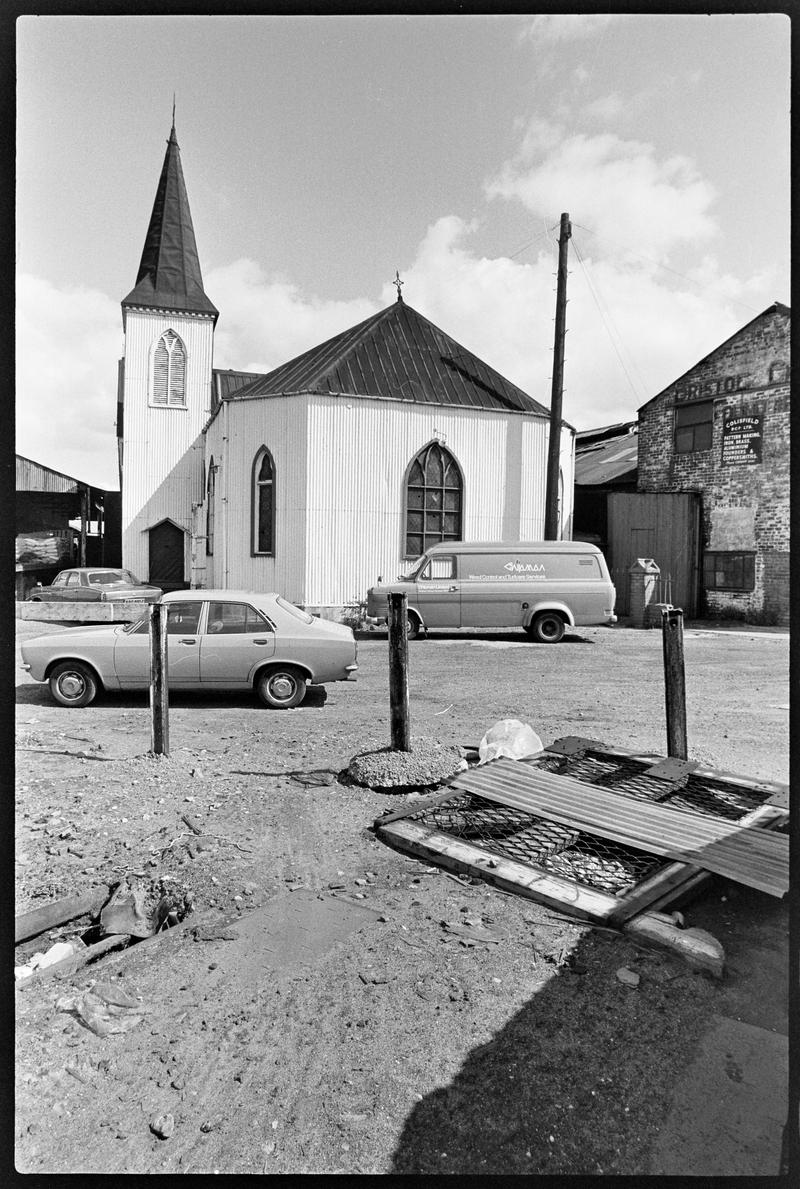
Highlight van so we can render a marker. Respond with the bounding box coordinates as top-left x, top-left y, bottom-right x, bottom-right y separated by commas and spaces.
366, 541, 617, 642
